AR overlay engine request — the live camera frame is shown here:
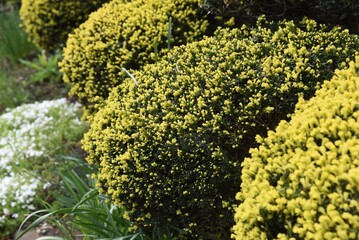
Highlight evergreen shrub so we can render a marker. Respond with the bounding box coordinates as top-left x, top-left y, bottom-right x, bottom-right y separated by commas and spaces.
203, 0, 358, 15
202, 0, 359, 32
83, 18, 359, 239
59, 0, 210, 118
19, 0, 109, 51
233, 57, 359, 240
